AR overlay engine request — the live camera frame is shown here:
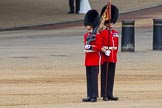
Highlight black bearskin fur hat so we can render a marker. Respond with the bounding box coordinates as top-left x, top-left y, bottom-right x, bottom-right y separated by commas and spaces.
84, 9, 100, 28
100, 4, 119, 24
